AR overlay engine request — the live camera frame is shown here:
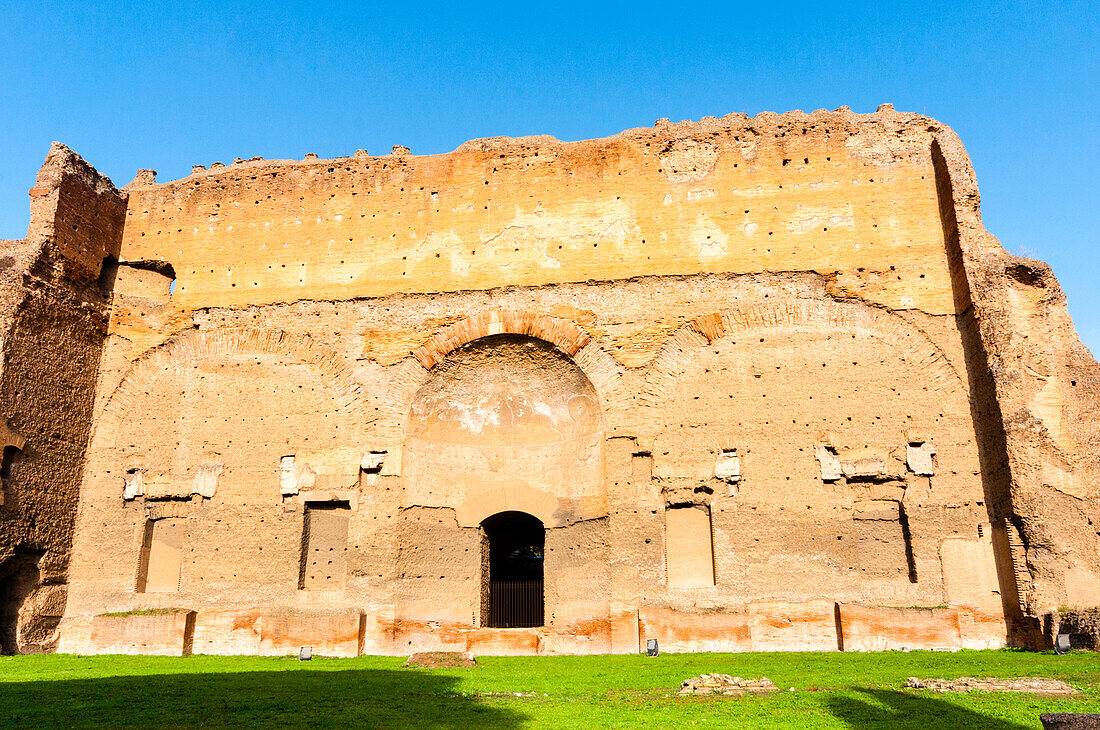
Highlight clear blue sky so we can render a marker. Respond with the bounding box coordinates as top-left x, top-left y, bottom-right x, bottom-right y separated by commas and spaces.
3, 1, 1097, 354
